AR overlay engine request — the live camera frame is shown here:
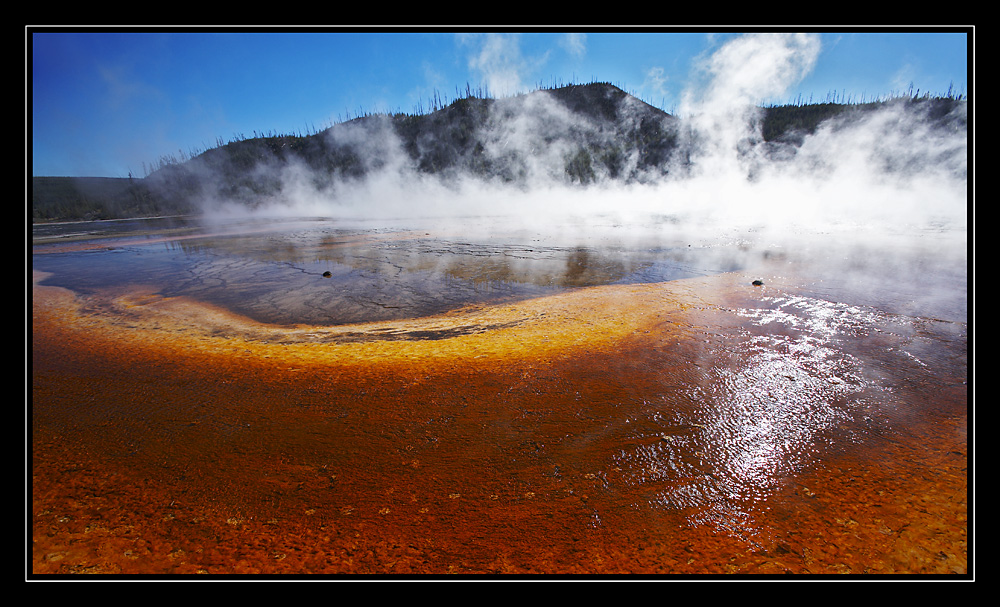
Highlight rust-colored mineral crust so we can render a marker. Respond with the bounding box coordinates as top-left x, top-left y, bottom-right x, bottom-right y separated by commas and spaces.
31, 267, 968, 576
